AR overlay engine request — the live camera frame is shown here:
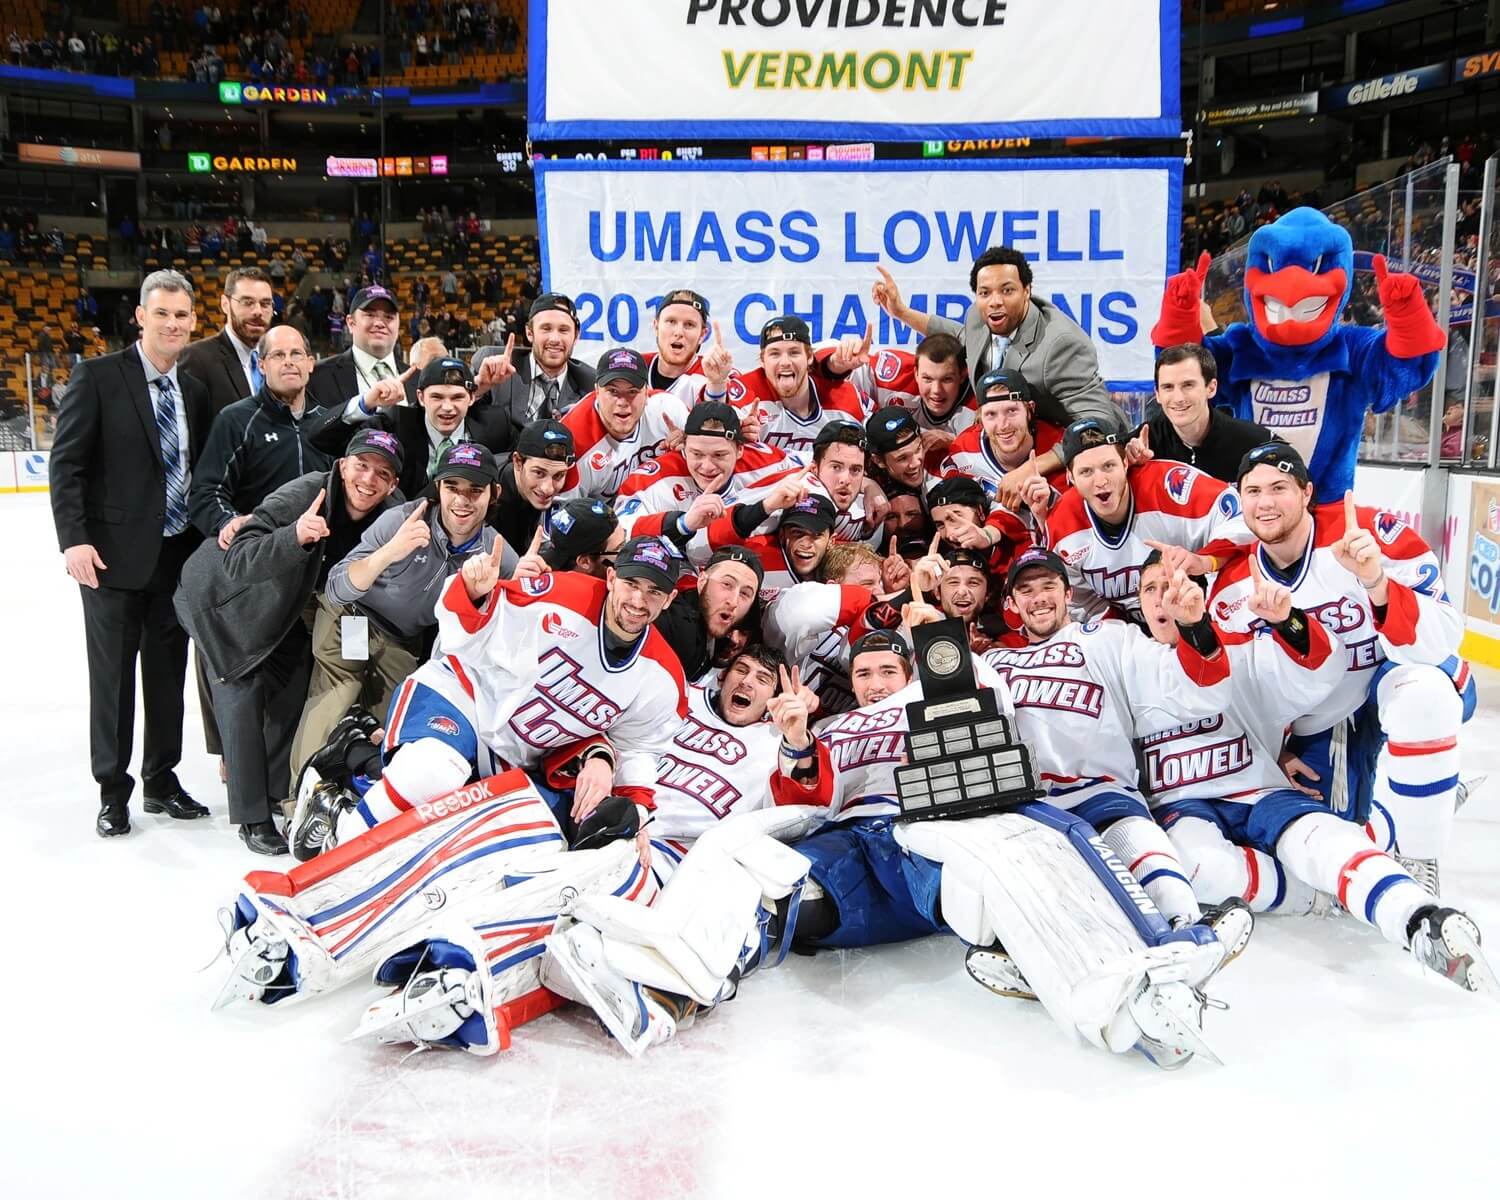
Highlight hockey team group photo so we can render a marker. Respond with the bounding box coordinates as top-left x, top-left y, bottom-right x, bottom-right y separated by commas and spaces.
6, 1, 1500, 1197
